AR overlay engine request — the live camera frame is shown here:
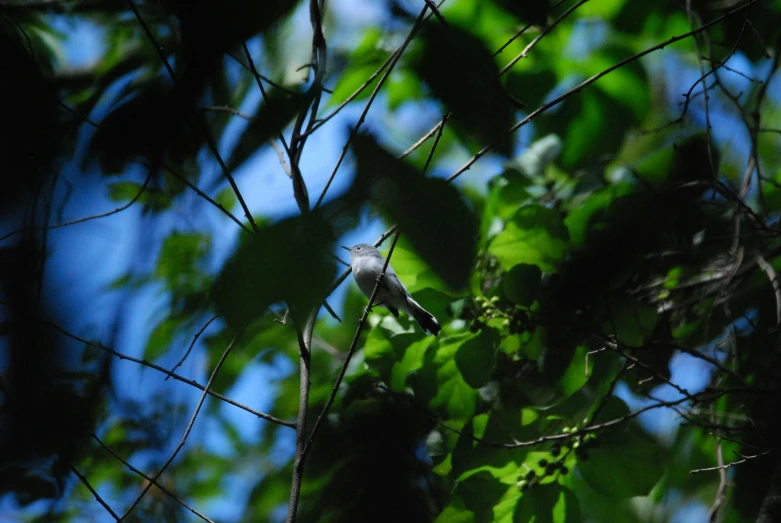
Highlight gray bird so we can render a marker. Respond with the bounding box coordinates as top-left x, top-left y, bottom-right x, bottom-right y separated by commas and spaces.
342, 243, 441, 336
